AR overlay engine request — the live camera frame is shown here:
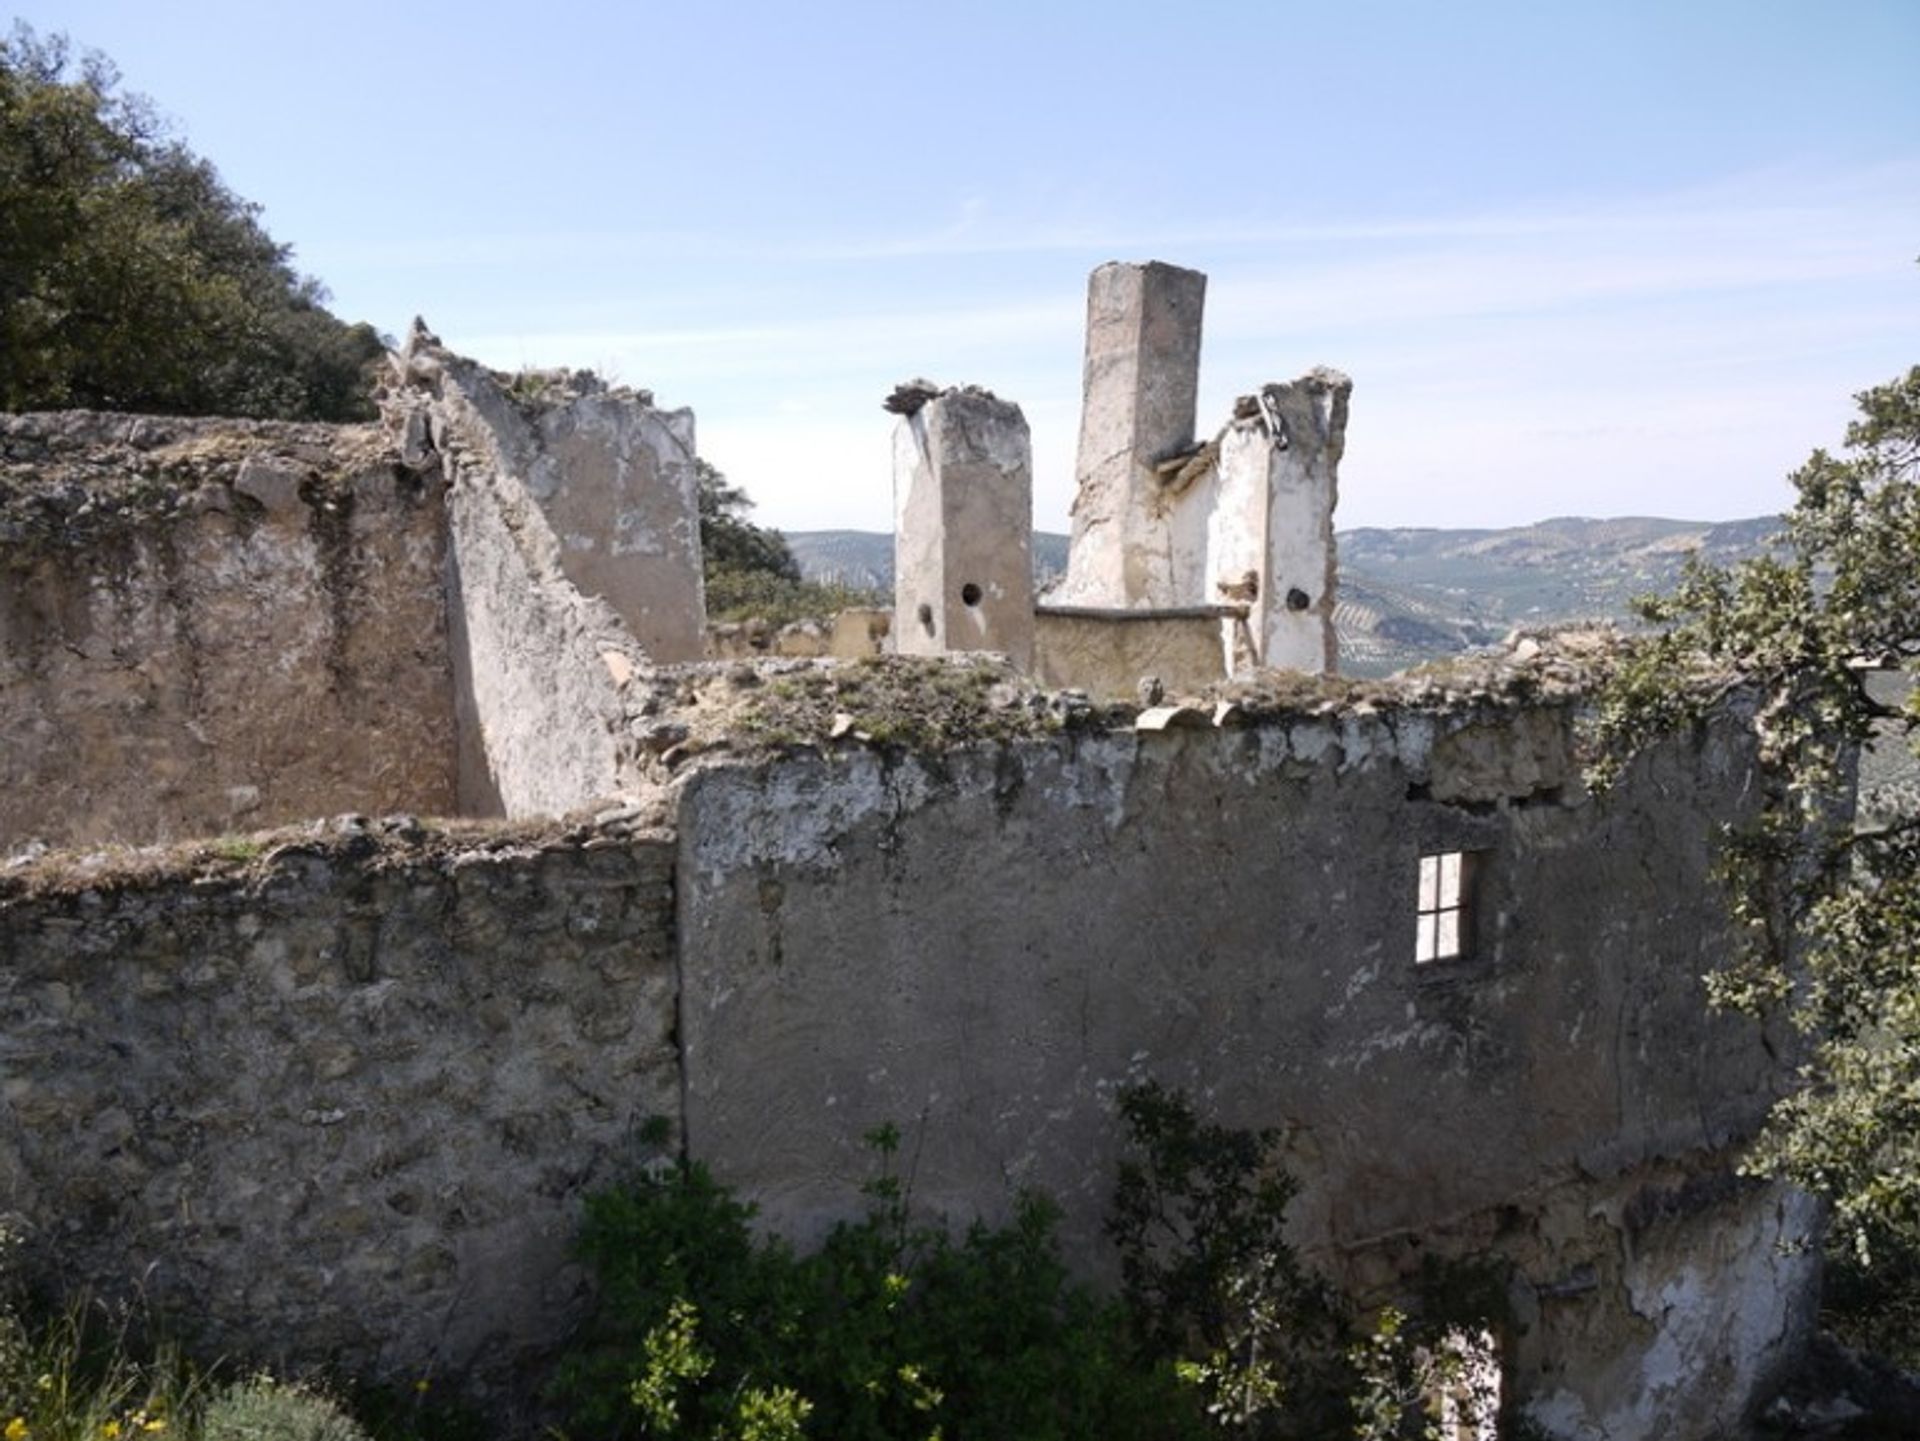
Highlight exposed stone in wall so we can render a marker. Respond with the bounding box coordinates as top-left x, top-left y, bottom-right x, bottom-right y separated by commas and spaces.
1031, 604, 1246, 698
0, 633, 1817, 1434
0, 413, 456, 851
1057, 261, 1207, 606
890, 383, 1035, 668
386, 328, 661, 817
1512, 1169, 1821, 1440
0, 818, 679, 1405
